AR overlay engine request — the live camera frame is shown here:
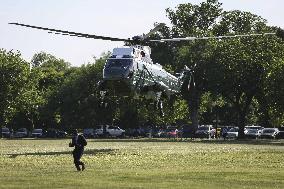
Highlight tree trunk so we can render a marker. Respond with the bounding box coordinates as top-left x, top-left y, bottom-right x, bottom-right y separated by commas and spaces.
238, 111, 246, 139
187, 90, 200, 131
236, 94, 254, 139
